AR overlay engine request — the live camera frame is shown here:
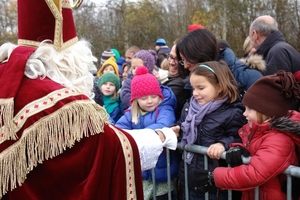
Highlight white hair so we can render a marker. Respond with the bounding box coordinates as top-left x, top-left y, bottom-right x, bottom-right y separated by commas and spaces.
0, 40, 97, 99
